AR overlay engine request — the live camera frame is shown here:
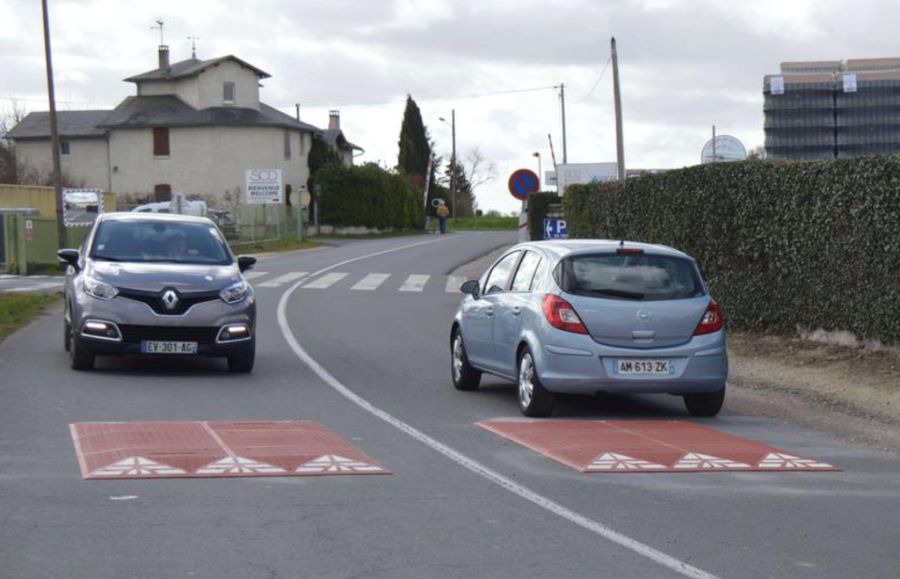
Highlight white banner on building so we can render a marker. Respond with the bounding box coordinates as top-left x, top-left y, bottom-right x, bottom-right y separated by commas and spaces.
556, 163, 618, 194
843, 73, 858, 93
63, 188, 104, 227
245, 169, 283, 205
770, 76, 785, 95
